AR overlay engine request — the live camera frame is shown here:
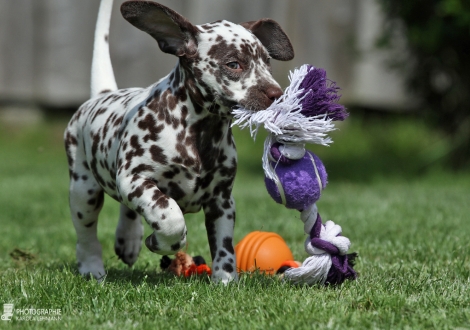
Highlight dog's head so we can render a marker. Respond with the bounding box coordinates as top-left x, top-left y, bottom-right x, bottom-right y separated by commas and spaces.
121, 1, 294, 115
